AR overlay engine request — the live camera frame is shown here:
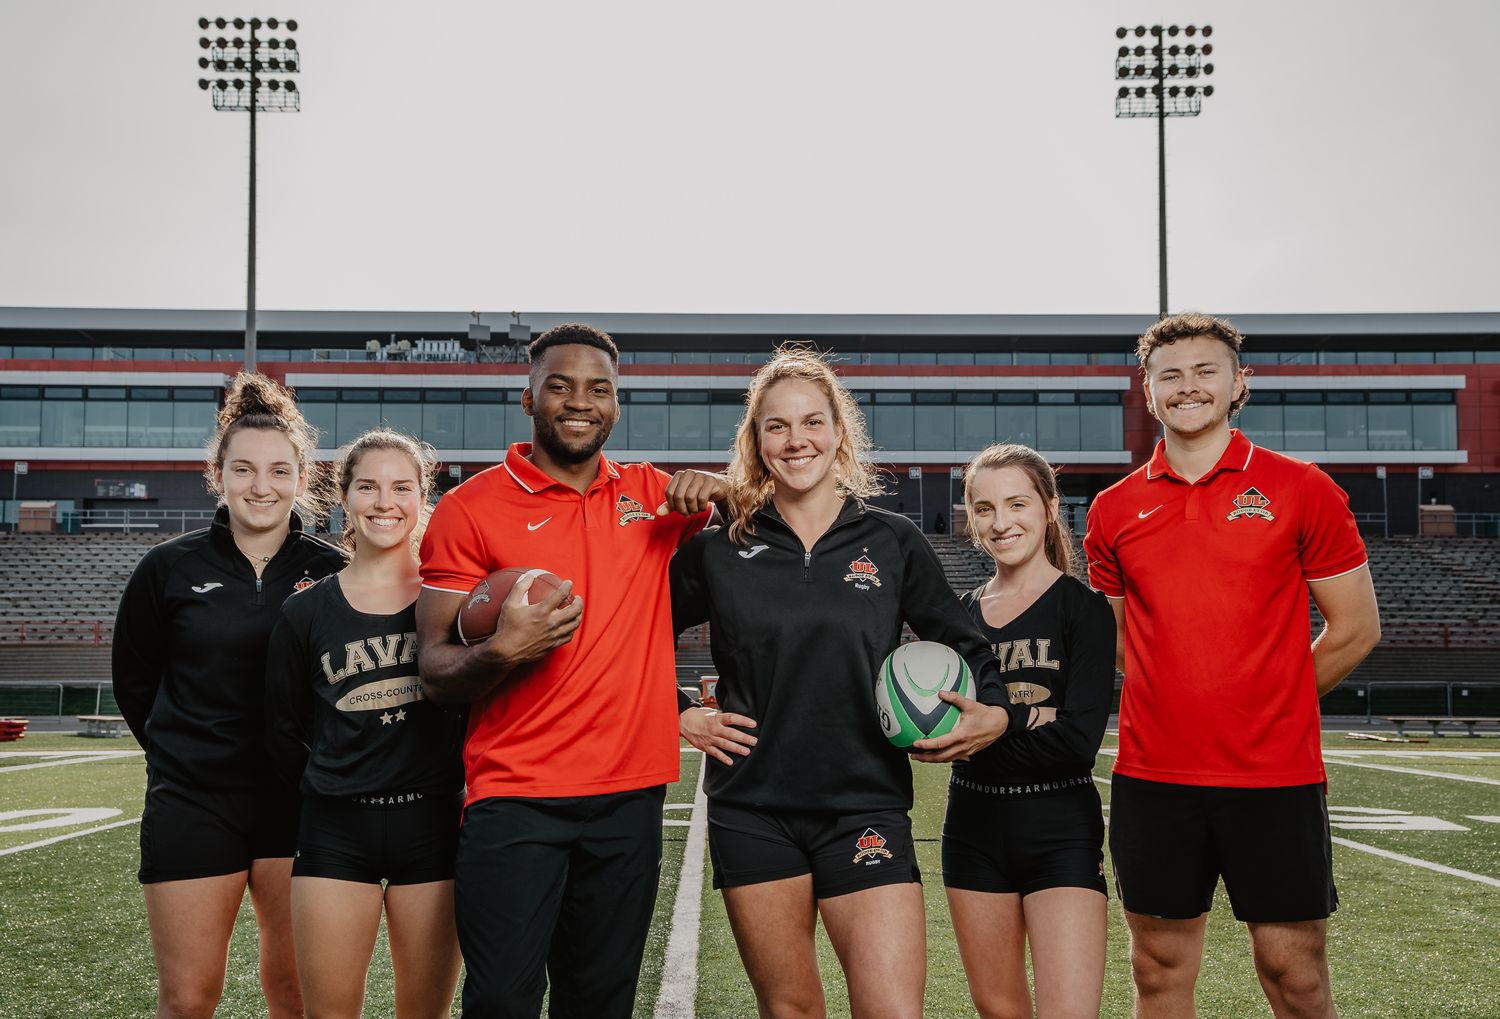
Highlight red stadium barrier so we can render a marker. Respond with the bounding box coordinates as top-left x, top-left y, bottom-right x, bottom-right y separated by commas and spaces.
0, 620, 111, 644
